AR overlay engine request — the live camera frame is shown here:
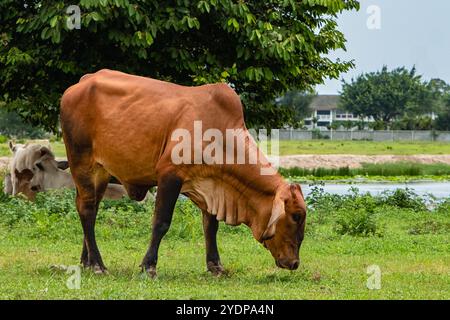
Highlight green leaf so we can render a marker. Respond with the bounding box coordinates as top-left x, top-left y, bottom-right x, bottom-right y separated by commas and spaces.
91, 12, 103, 22
145, 33, 153, 46
49, 16, 58, 28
